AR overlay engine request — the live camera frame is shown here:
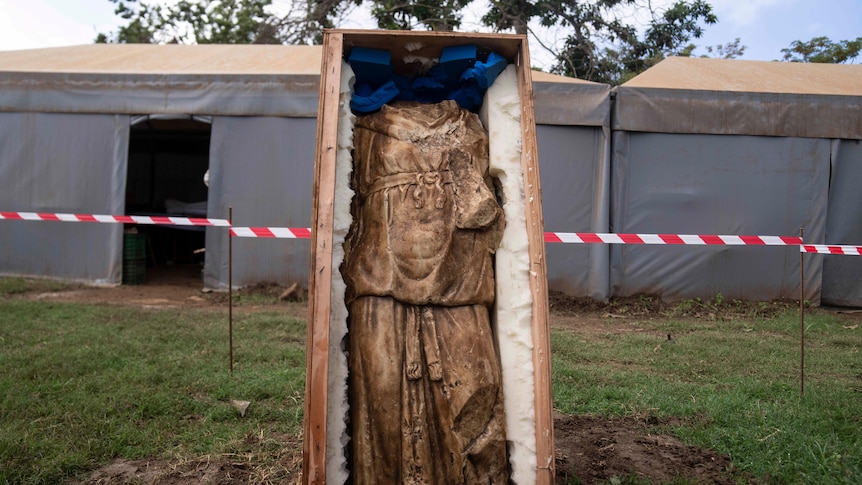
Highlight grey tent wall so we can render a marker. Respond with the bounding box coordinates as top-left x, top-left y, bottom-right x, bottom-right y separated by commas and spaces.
533, 80, 611, 300
537, 124, 610, 300
0, 72, 321, 118
610, 132, 827, 303
0, 112, 129, 284
204, 116, 316, 289
821, 139, 862, 307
